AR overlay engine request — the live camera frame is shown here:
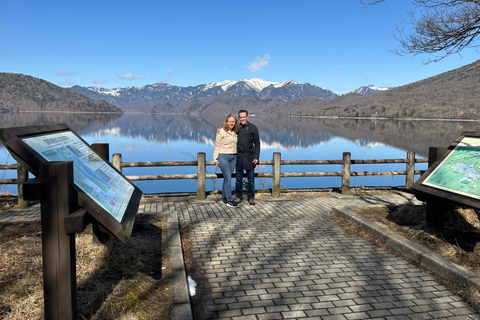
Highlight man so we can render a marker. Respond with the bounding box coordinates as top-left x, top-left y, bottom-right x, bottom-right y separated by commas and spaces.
234, 110, 260, 205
